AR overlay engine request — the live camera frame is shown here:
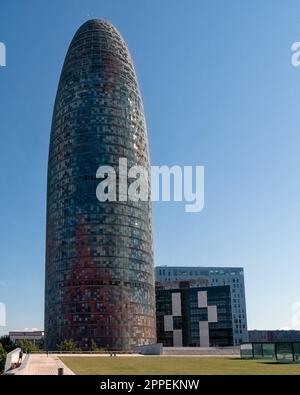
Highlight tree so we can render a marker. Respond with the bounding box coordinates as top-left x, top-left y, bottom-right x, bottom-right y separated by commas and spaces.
0, 335, 16, 353
90, 339, 99, 352
38, 338, 44, 351
90, 339, 105, 352
16, 339, 41, 354
56, 339, 80, 352
0, 343, 7, 373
